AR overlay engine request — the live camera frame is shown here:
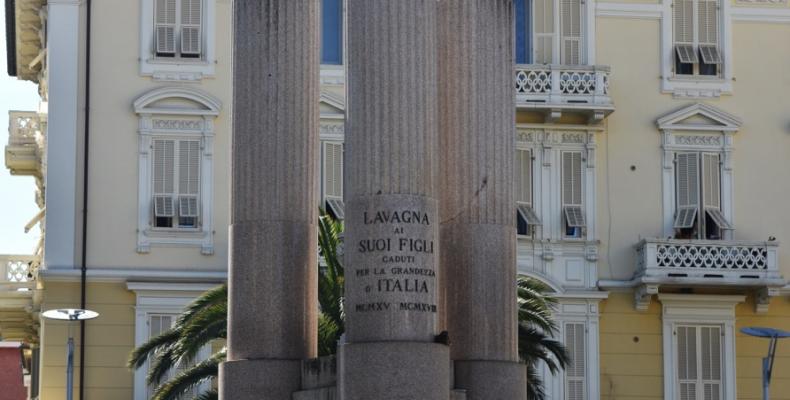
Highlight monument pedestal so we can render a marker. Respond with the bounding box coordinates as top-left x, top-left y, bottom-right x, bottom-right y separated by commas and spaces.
338, 342, 450, 400
219, 359, 302, 400
454, 360, 527, 400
